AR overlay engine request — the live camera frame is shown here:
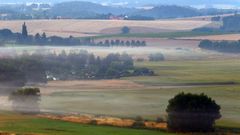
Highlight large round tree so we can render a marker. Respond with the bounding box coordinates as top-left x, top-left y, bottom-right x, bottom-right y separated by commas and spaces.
166, 93, 221, 132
